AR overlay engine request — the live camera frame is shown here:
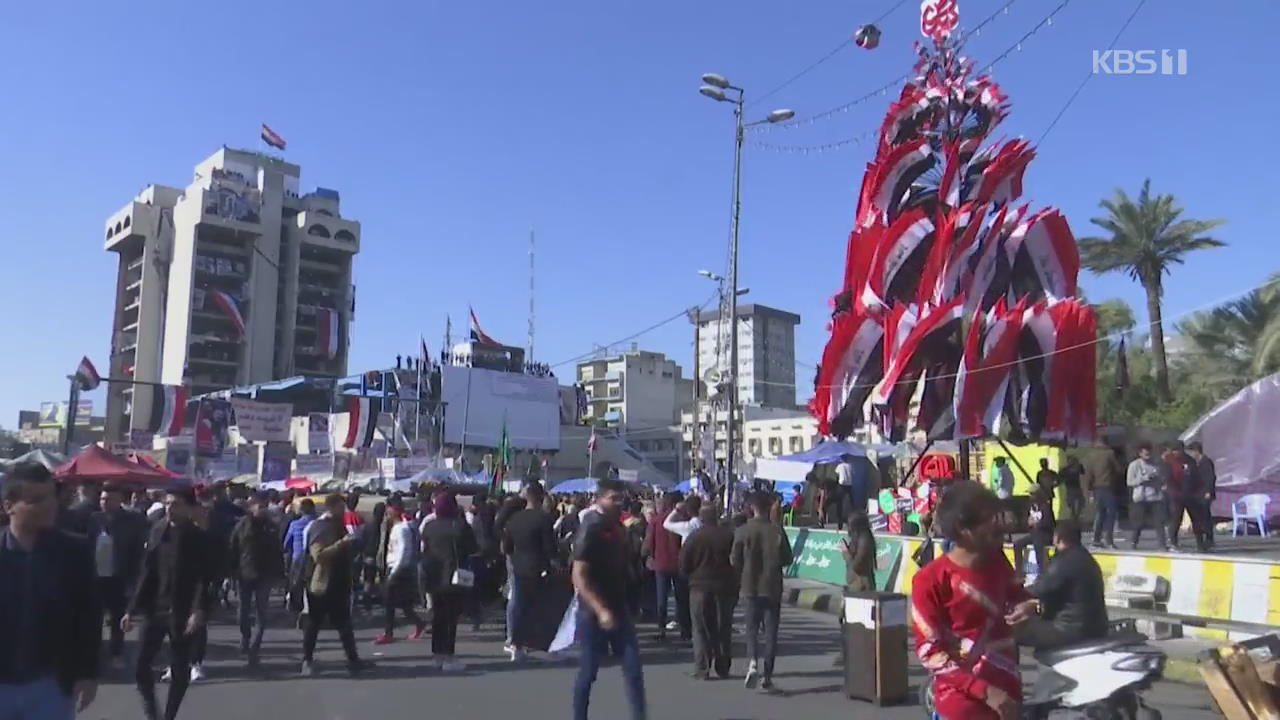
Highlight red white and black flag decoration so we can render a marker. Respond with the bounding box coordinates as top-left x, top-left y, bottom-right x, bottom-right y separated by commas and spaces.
318, 309, 340, 359
809, 6, 1097, 445
342, 396, 377, 449
209, 290, 247, 339
74, 356, 102, 391
469, 306, 500, 346
147, 385, 188, 437
261, 124, 287, 150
